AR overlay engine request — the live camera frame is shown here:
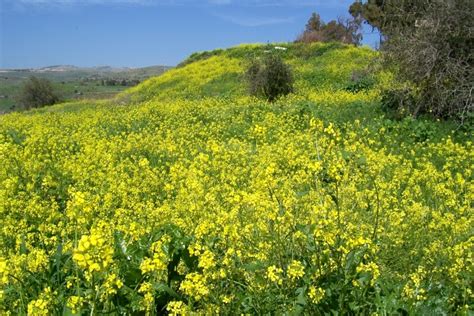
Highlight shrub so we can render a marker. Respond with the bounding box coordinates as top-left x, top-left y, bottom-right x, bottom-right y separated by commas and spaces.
345, 69, 376, 92
245, 53, 294, 102
18, 76, 59, 110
